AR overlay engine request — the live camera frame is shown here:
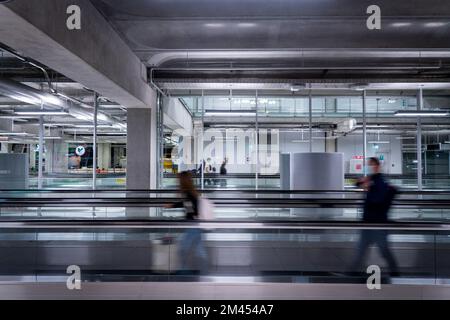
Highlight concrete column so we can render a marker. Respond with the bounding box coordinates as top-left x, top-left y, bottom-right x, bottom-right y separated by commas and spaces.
0, 143, 8, 153
29, 144, 36, 171
417, 88, 423, 191
325, 133, 337, 152
127, 108, 155, 189
362, 90, 367, 176
193, 121, 203, 169
52, 141, 68, 173
126, 107, 157, 218
98, 143, 111, 170
45, 140, 54, 173
150, 104, 157, 189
